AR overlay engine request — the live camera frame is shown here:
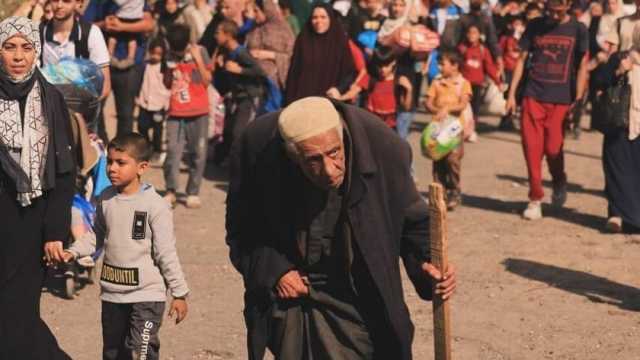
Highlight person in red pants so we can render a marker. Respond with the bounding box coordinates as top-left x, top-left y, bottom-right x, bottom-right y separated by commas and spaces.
506, 0, 589, 220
